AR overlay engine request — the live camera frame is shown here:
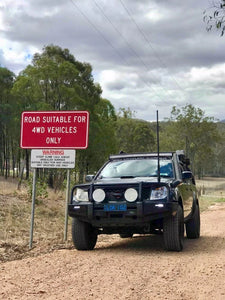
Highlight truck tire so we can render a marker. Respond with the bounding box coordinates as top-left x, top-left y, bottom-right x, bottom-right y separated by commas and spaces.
186, 203, 200, 239
163, 205, 184, 251
72, 217, 97, 250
